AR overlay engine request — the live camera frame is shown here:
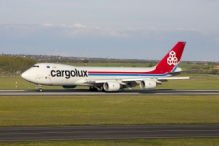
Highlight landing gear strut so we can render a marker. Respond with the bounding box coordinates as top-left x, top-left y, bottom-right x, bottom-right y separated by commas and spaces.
37, 84, 43, 92
89, 86, 98, 92
102, 87, 106, 92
